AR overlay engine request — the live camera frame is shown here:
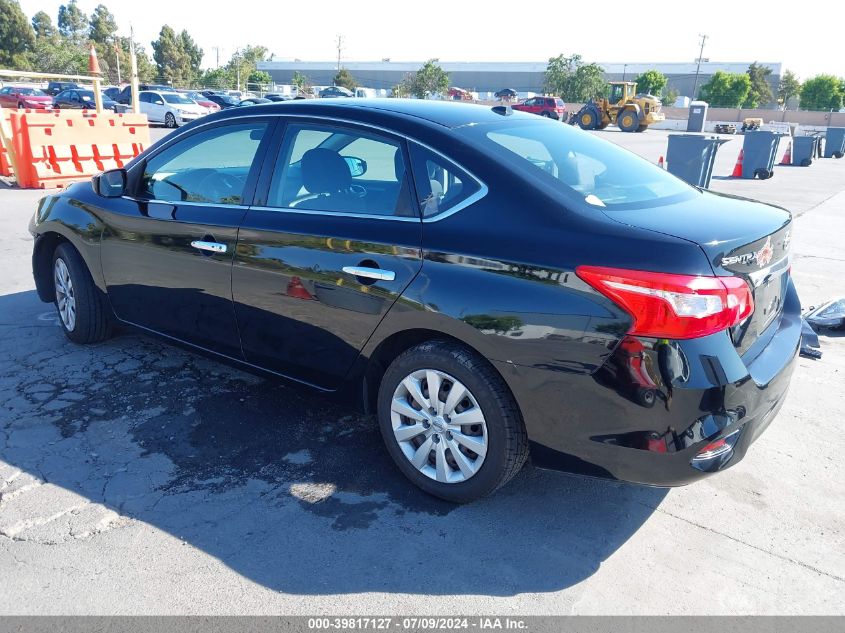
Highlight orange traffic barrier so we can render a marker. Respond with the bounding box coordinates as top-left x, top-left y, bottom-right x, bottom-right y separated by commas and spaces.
7, 109, 150, 189
1, 109, 15, 177
731, 149, 744, 178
